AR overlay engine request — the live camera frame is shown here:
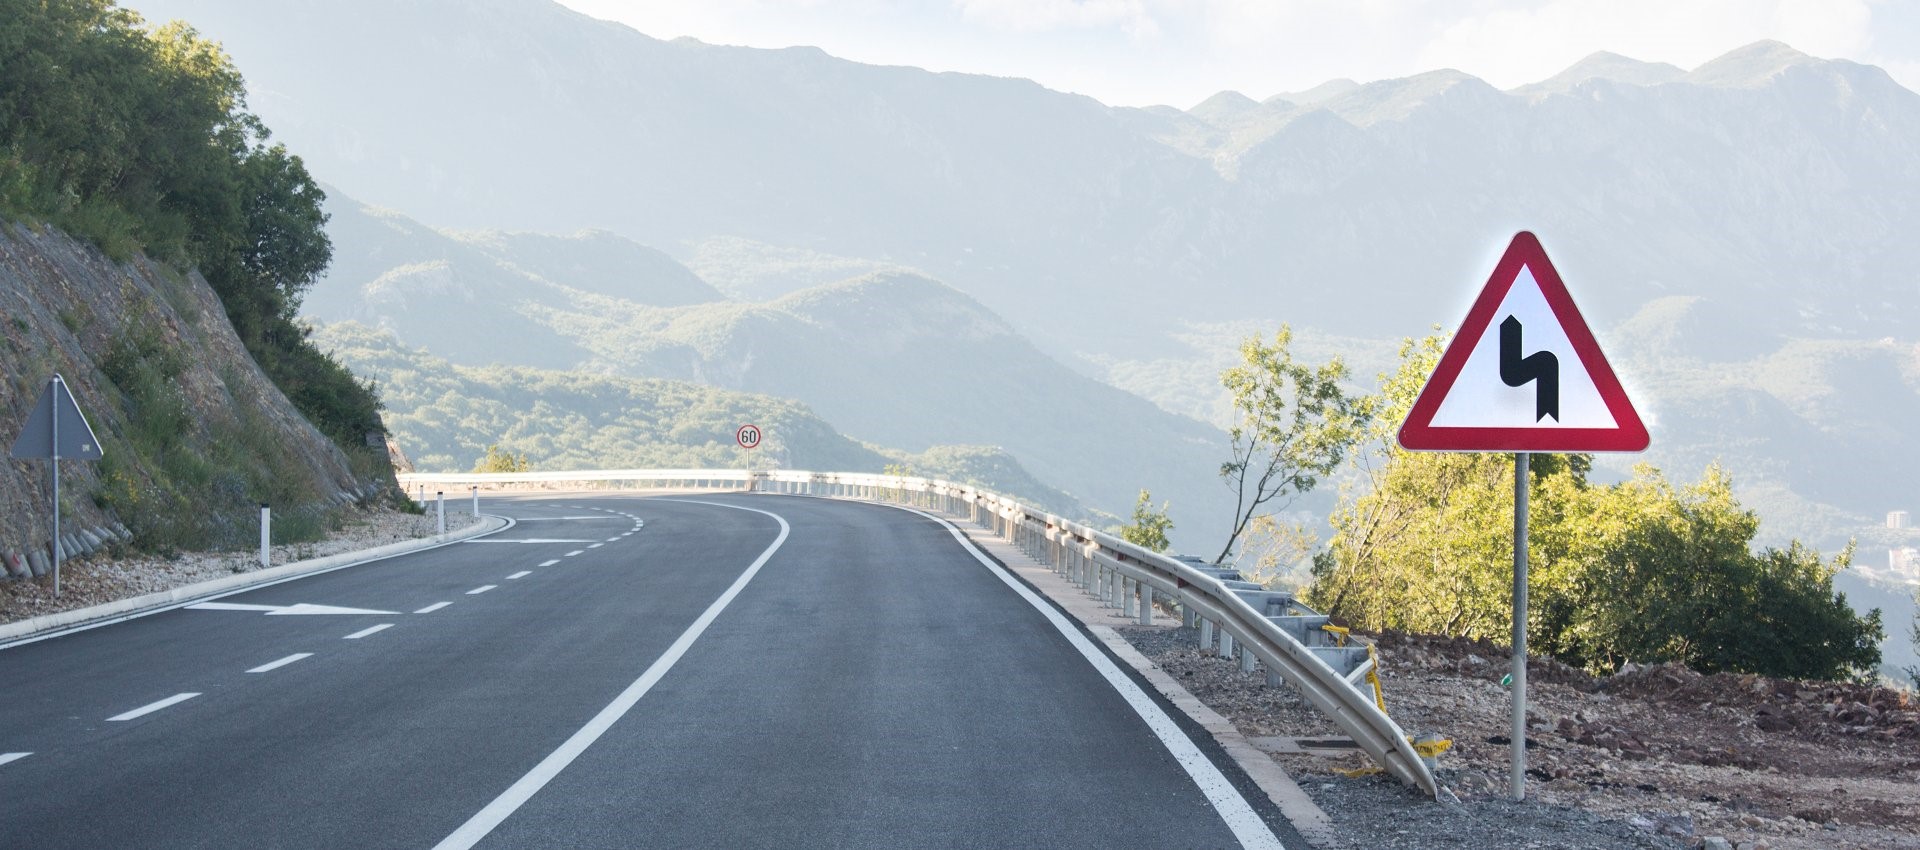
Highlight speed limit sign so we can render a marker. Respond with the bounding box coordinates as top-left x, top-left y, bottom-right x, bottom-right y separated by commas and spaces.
736, 424, 762, 450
